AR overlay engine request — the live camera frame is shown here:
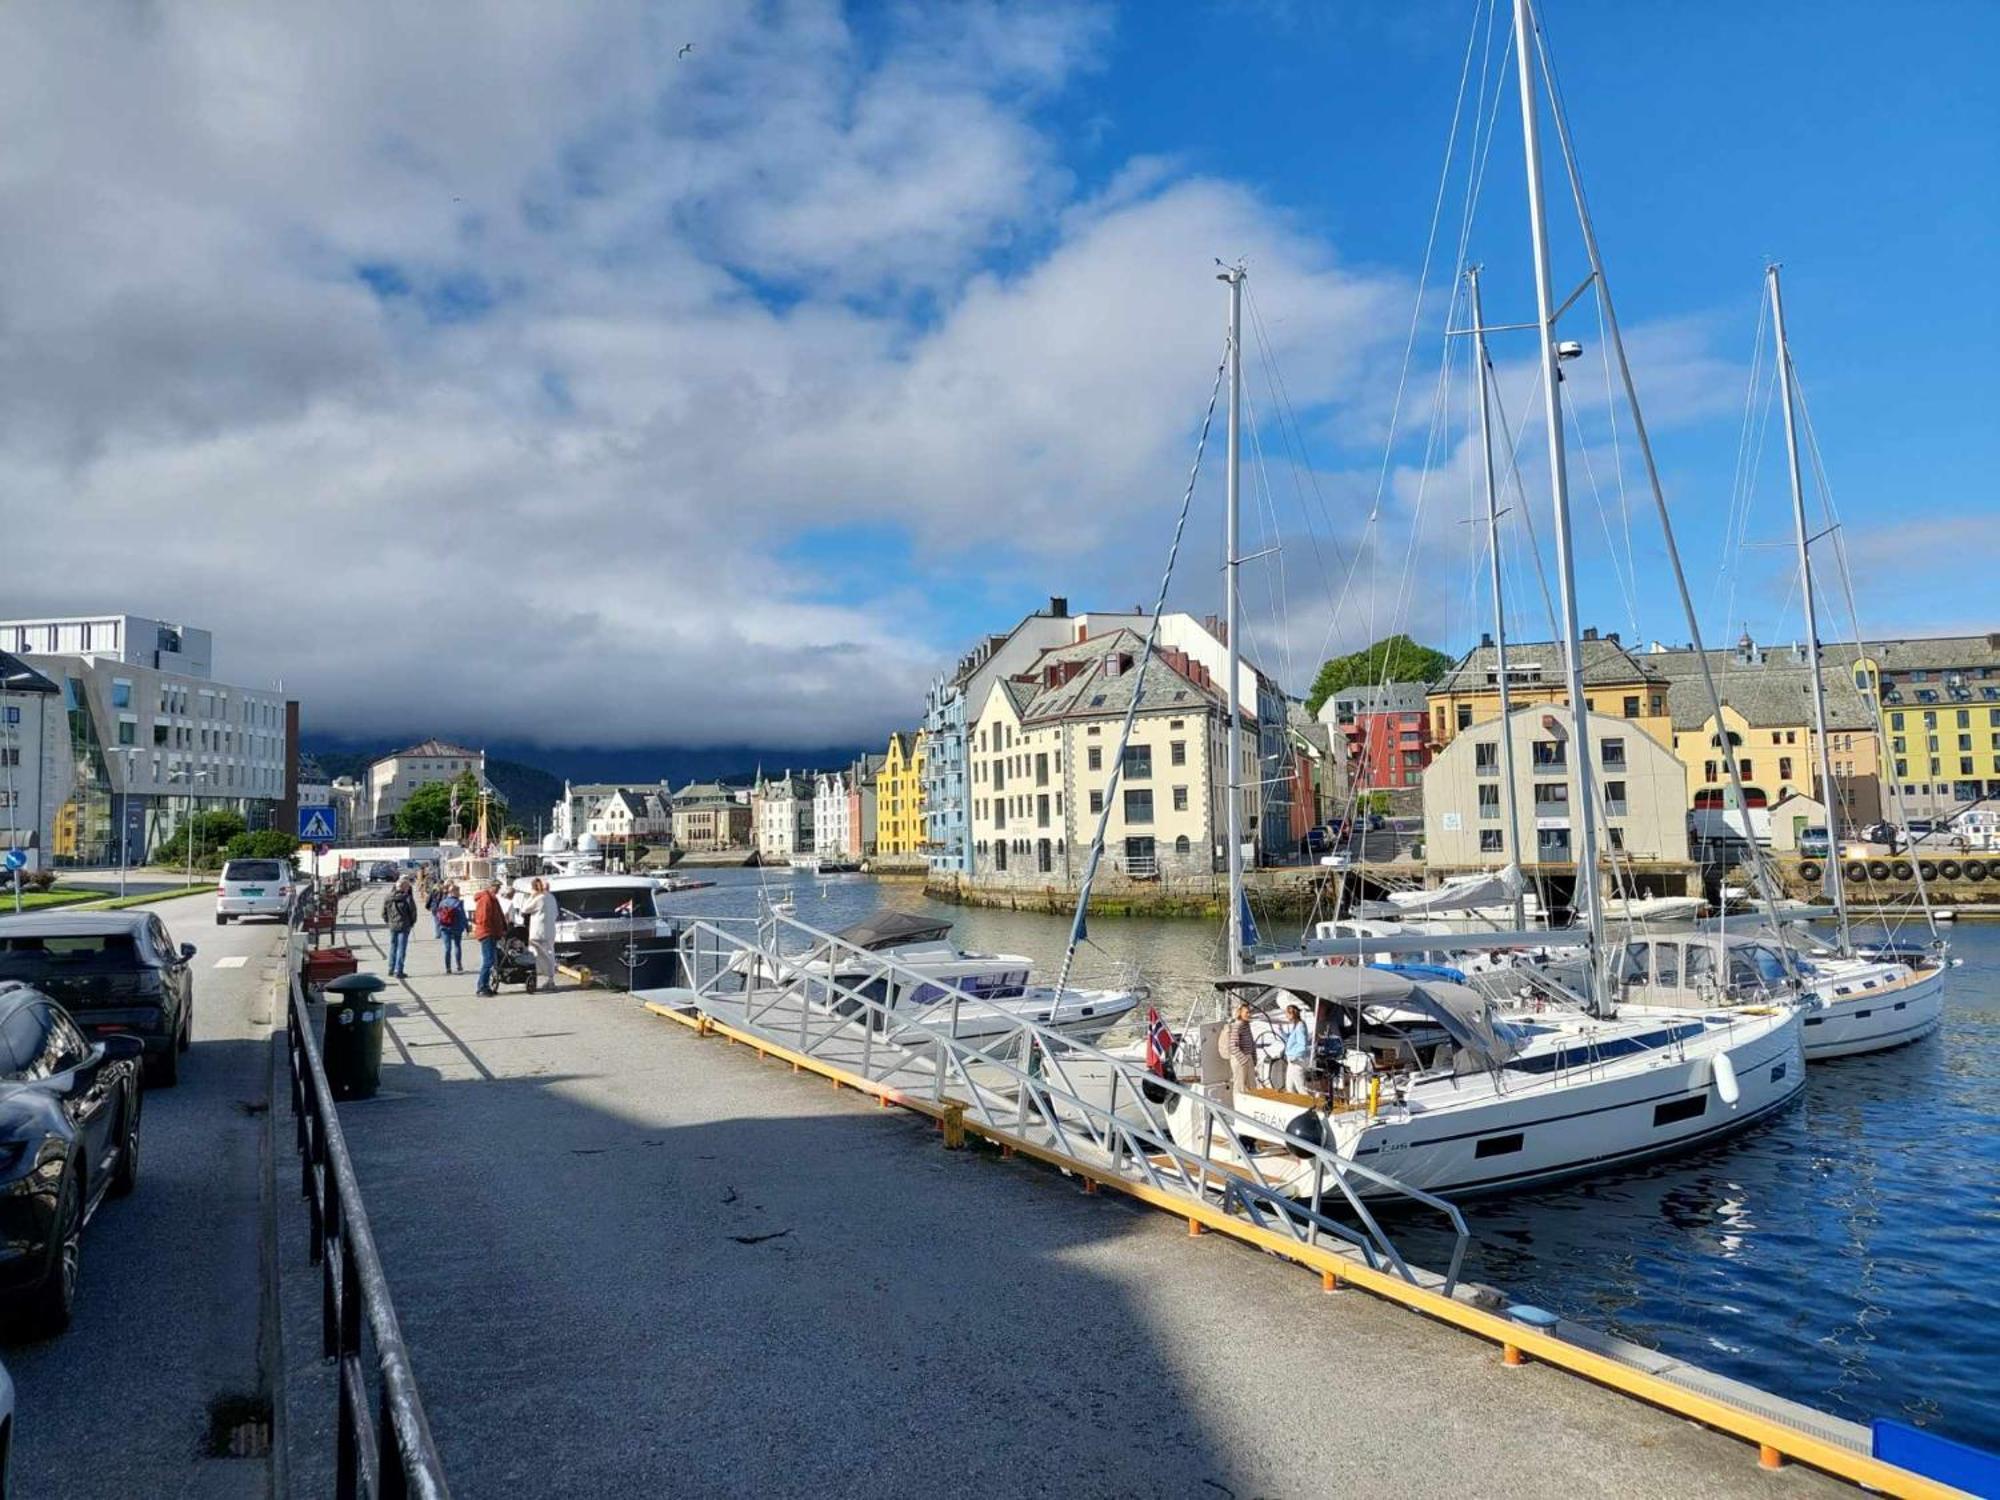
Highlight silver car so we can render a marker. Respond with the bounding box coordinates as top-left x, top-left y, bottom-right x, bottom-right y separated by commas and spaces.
215, 859, 294, 925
